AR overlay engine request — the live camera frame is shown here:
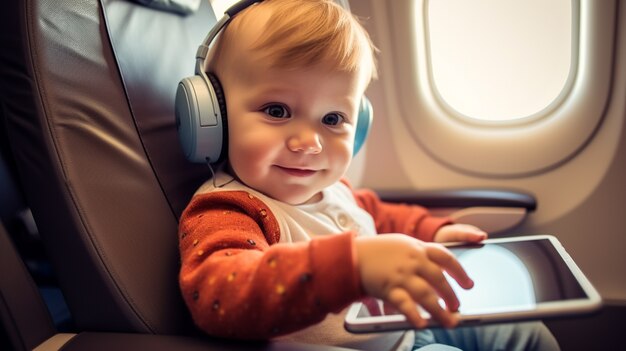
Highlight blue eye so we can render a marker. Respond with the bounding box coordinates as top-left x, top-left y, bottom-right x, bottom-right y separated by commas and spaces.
263, 104, 290, 118
322, 113, 344, 126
